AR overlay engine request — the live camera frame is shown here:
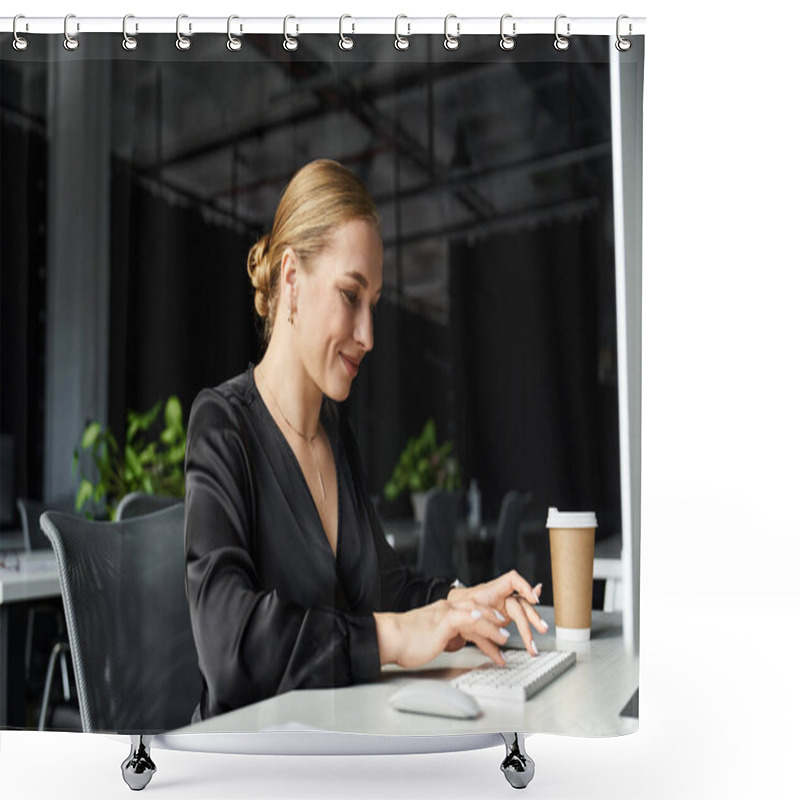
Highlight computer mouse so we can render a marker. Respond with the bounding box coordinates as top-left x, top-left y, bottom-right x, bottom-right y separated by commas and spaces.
389, 680, 481, 719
